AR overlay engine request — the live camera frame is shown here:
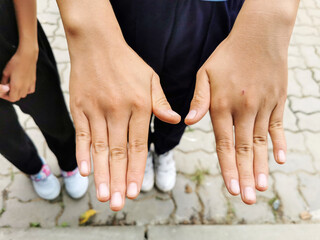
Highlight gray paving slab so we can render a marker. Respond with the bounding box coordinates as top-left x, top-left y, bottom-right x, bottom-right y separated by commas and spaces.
148, 225, 320, 240
0, 227, 145, 240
